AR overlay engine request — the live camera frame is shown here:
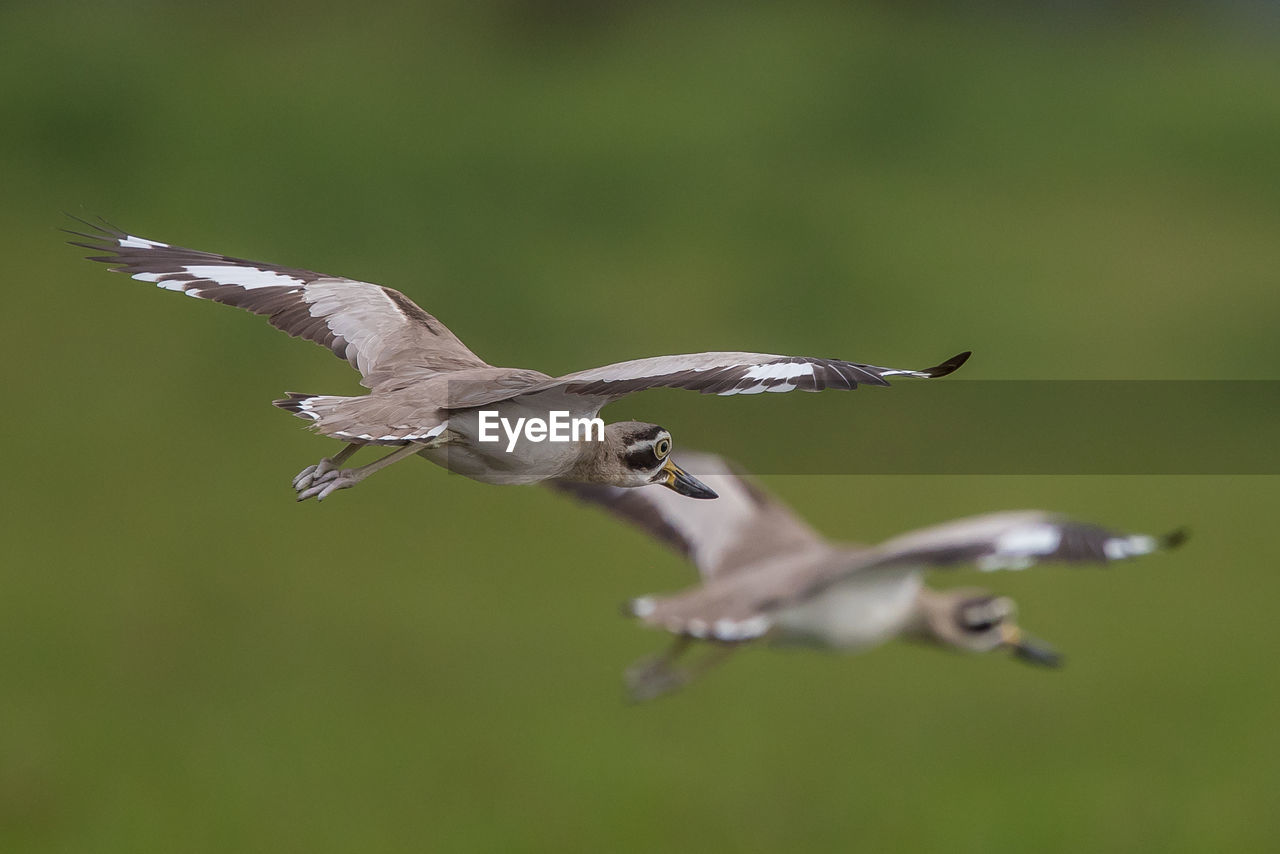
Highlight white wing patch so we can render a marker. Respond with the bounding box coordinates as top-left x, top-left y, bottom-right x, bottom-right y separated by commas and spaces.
1103, 534, 1158, 560
131, 265, 307, 292
721, 361, 816, 396
181, 265, 307, 290
293, 398, 321, 421
118, 235, 169, 249
978, 523, 1063, 571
